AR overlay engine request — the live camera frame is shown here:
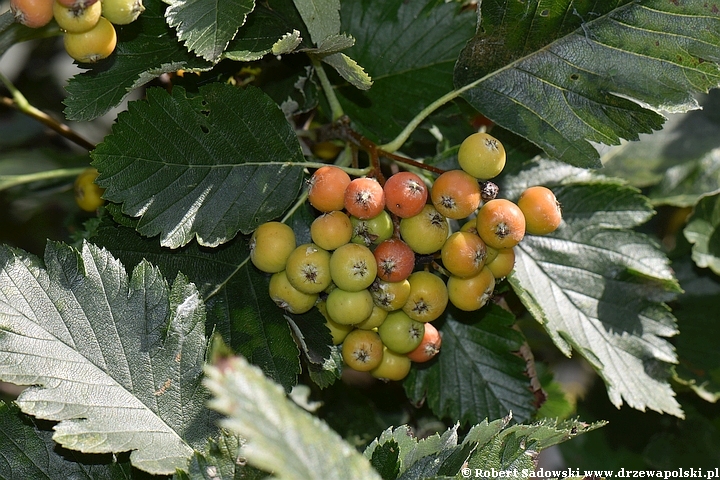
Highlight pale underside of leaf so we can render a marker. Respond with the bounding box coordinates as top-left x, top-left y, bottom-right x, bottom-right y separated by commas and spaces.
321, 52, 372, 90
0, 241, 212, 475
292, 0, 340, 46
